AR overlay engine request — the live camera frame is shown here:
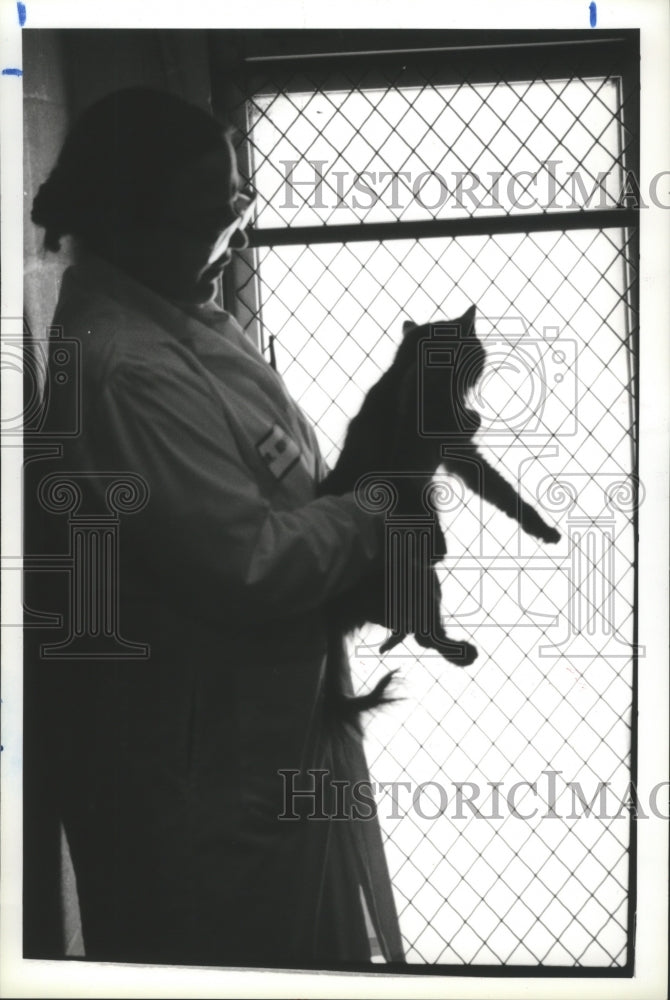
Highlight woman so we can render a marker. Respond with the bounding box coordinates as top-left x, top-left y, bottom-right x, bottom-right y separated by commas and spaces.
25, 87, 405, 967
